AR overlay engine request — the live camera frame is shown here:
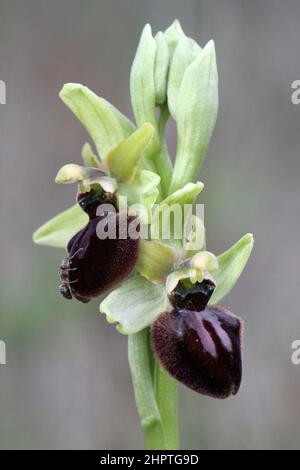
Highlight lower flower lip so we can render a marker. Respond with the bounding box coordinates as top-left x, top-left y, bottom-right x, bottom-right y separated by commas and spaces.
151, 305, 243, 399
60, 212, 140, 303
